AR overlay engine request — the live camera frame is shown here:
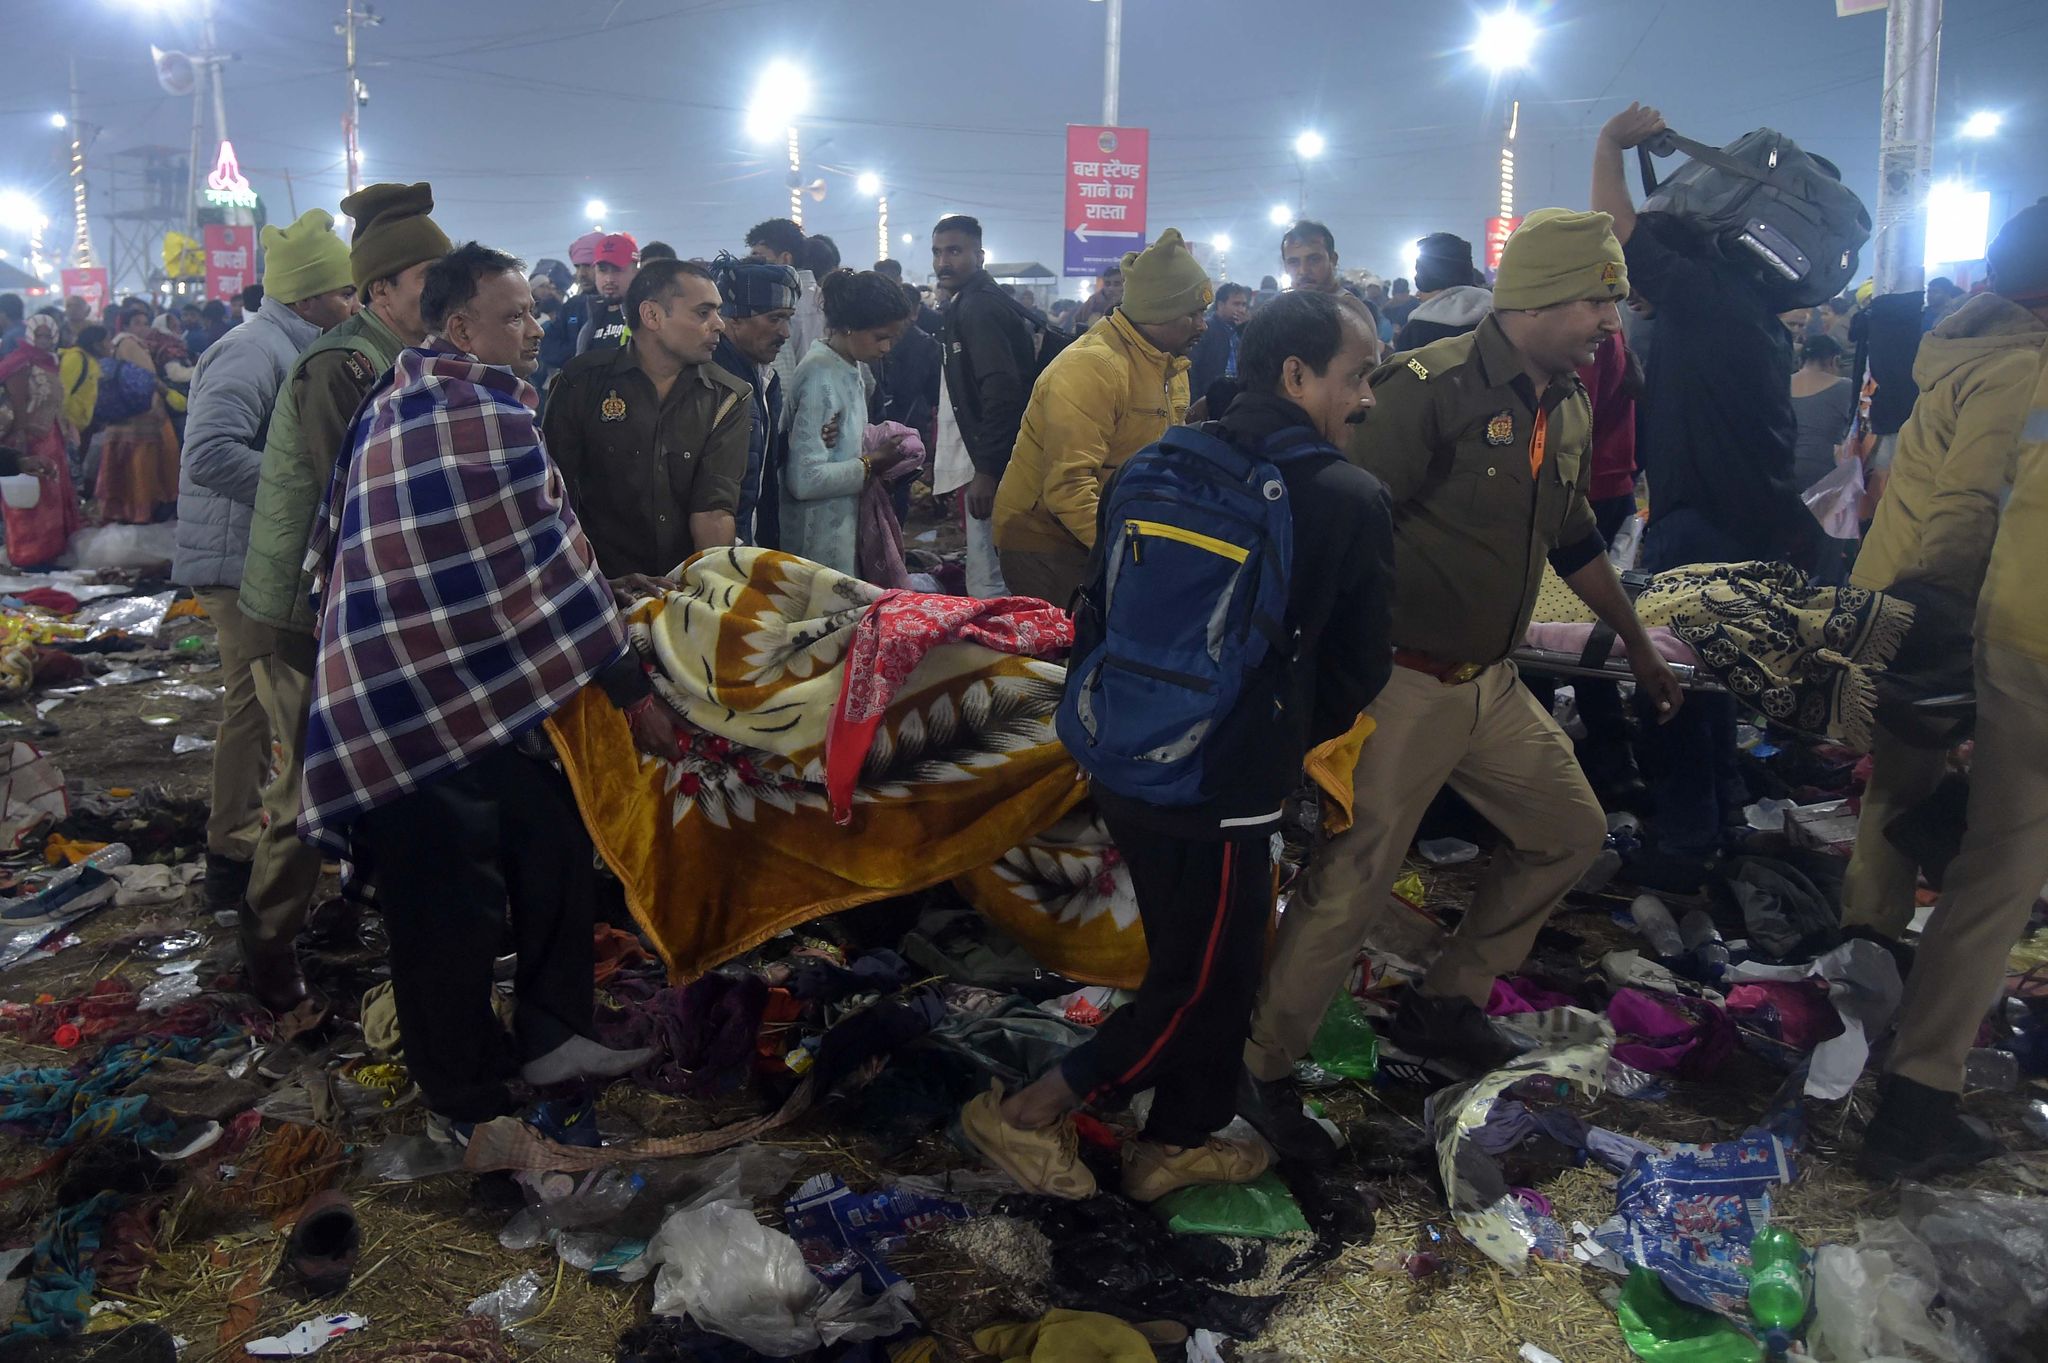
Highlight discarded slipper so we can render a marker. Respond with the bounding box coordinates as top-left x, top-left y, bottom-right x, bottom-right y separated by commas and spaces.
284, 1190, 361, 1296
